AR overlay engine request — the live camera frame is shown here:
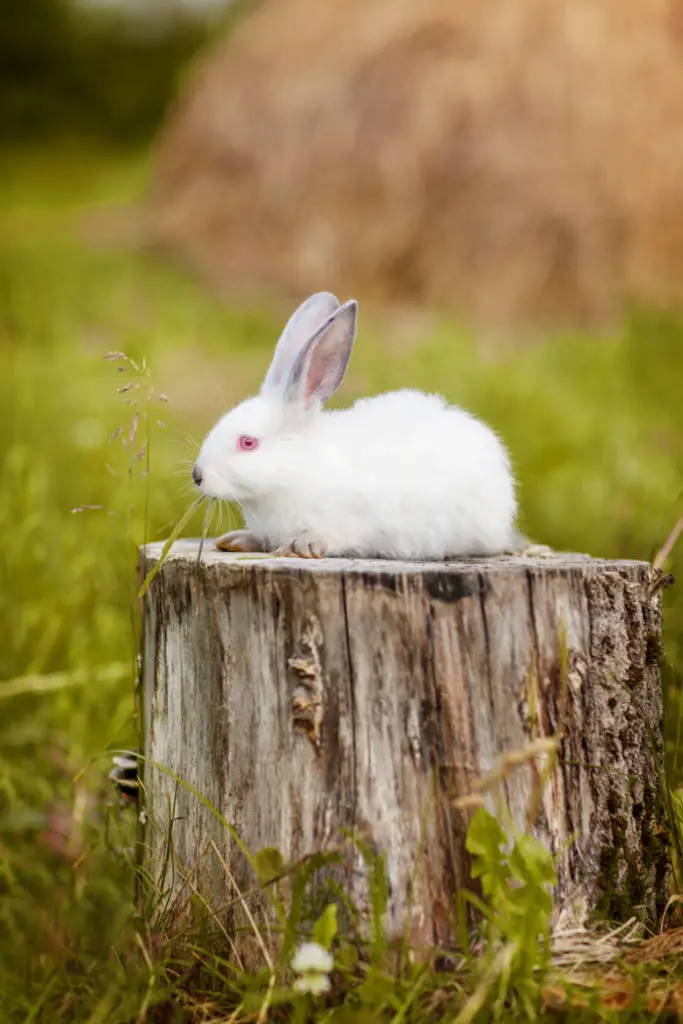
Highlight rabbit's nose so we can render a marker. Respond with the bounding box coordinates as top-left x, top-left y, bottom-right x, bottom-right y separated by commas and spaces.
192, 465, 203, 487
